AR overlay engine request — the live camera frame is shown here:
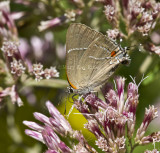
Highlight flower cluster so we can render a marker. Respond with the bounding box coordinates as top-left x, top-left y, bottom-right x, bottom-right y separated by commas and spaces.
1, 38, 59, 80
0, 1, 60, 107
106, 29, 121, 40
17, 0, 160, 56
0, 85, 23, 107
1, 39, 26, 78
23, 101, 96, 153
0, 1, 18, 40
32, 64, 59, 81
38, 10, 82, 32
23, 77, 160, 152
145, 149, 159, 153
1, 40, 19, 56
102, 0, 160, 36
10, 59, 26, 76
0, 4, 26, 106
104, 5, 115, 21
94, 0, 160, 56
